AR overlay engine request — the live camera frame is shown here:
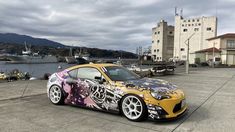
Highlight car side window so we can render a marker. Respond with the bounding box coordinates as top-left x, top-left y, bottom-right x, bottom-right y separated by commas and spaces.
77, 67, 102, 80
68, 69, 78, 79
